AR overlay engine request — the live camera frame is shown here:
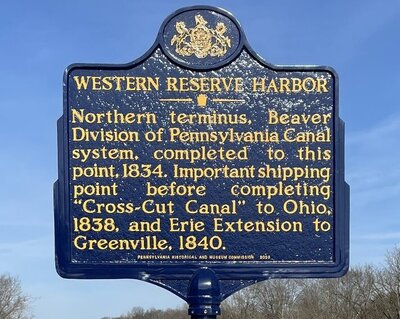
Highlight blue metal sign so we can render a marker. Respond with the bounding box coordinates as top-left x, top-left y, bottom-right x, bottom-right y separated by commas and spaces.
55, 5, 349, 304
